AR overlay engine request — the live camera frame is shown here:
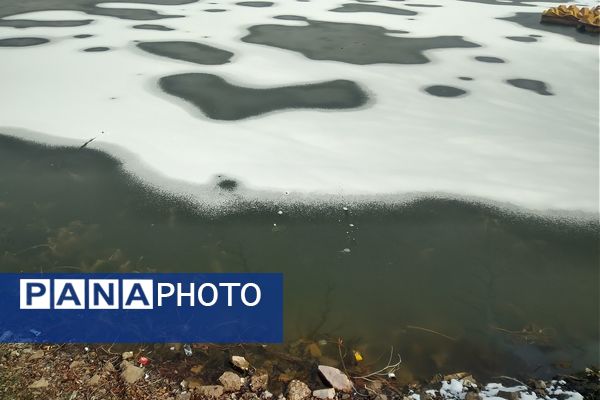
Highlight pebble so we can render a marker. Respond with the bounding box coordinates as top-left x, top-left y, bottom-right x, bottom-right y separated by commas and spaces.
121, 362, 145, 384
231, 355, 250, 371
28, 350, 44, 361
196, 385, 225, 398
219, 371, 244, 392
318, 365, 353, 392
251, 373, 269, 392
313, 388, 336, 399
287, 380, 311, 400
29, 378, 49, 389
87, 374, 101, 385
